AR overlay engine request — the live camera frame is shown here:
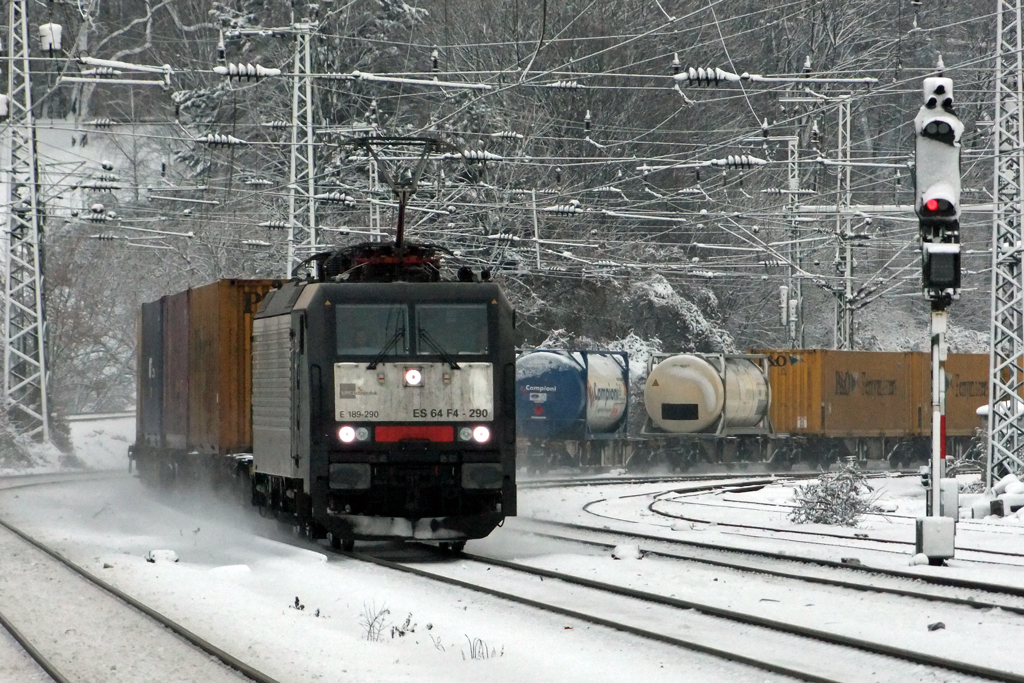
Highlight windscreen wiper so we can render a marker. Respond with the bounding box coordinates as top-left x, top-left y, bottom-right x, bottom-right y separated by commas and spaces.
418, 328, 460, 370
366, 328, 404, 369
